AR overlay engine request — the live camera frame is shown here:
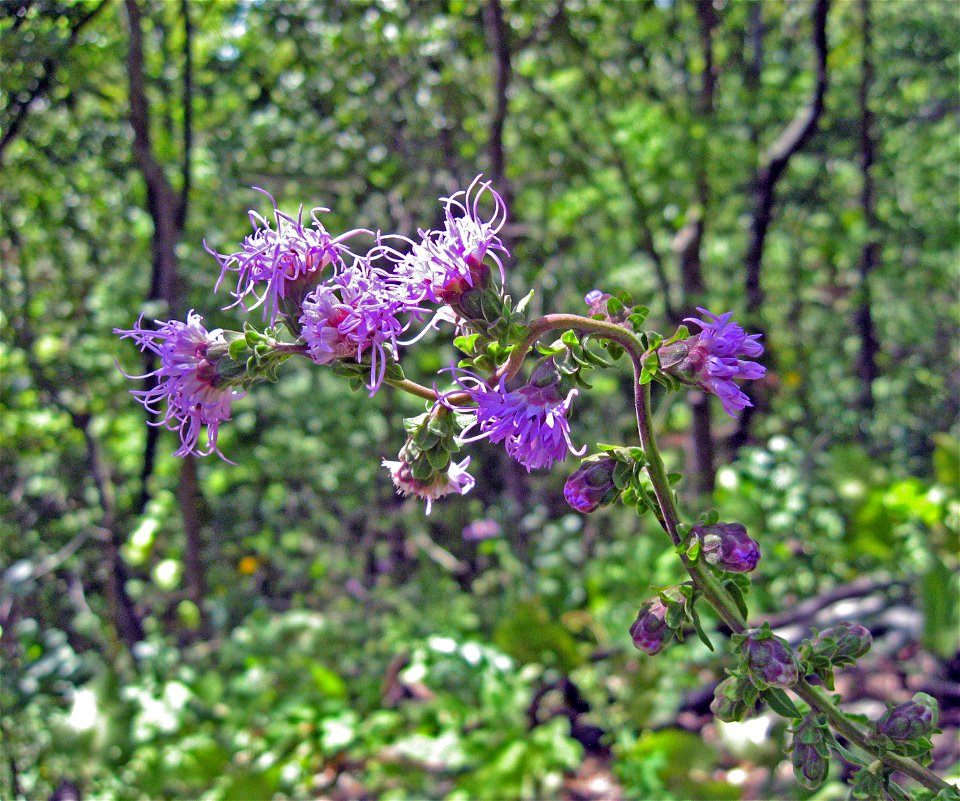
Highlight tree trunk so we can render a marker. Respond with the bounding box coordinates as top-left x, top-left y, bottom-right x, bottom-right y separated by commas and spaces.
733, 0, 830, 451
854, 0, 880, 435
126, 0, 206, 629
